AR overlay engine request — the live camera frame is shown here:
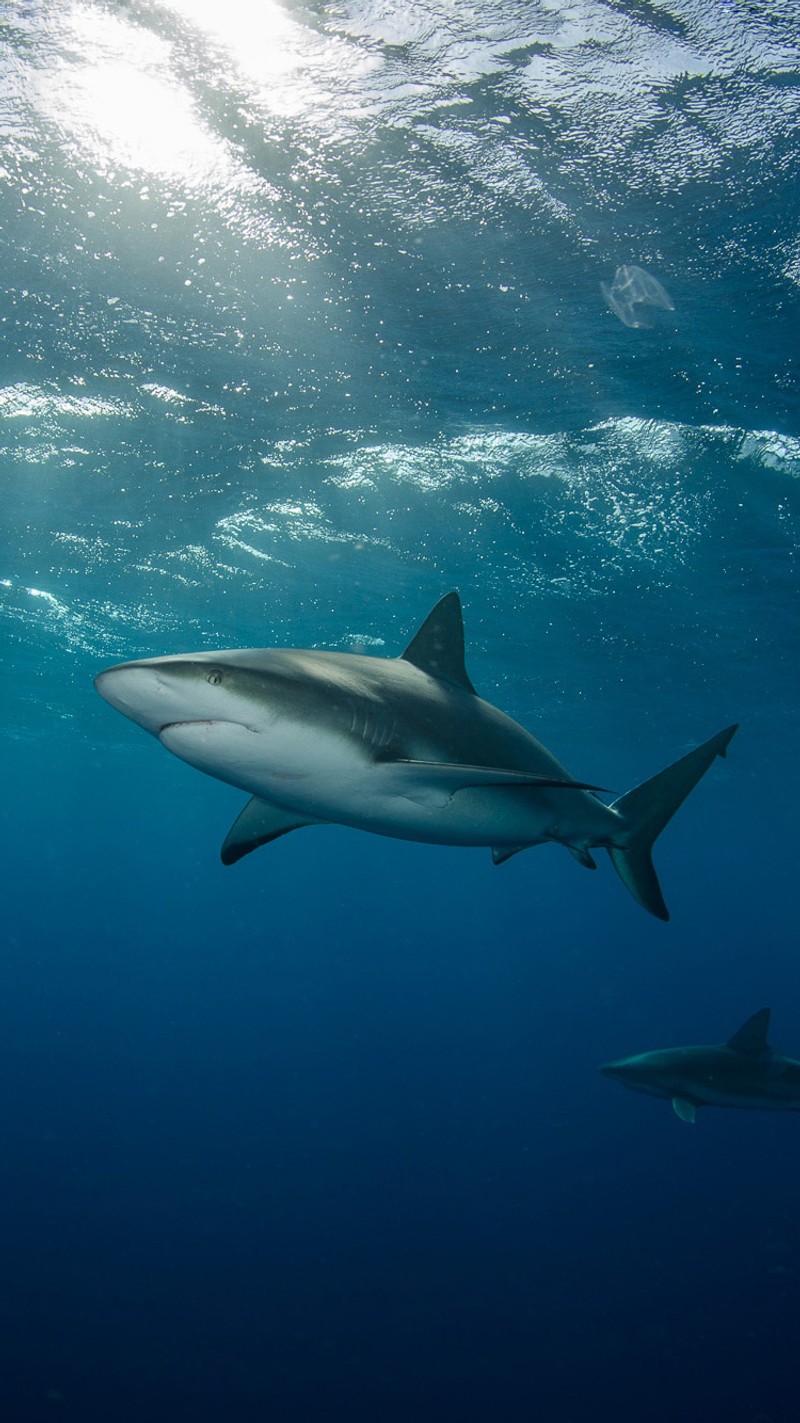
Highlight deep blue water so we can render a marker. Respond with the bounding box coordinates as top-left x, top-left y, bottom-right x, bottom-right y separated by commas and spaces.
2, 2, 800, 1420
